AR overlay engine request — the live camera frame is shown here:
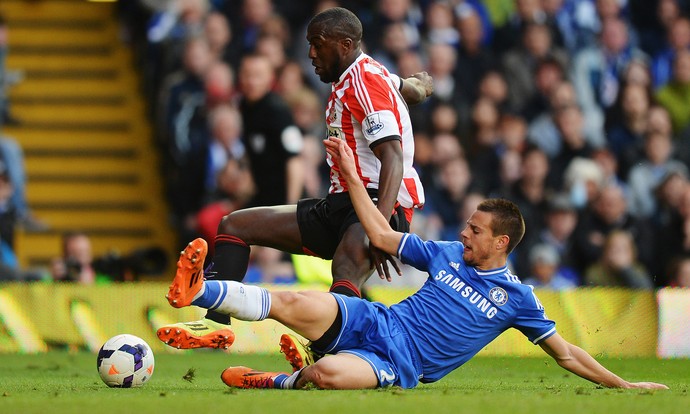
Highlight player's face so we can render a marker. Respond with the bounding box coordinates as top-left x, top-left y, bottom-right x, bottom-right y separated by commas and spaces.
306, 24, 344, 83
460, 210, 499, 268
